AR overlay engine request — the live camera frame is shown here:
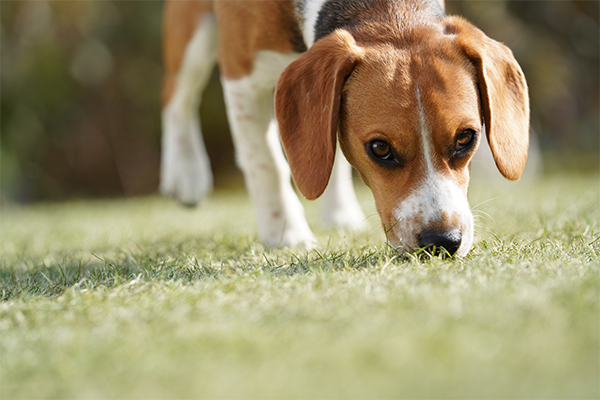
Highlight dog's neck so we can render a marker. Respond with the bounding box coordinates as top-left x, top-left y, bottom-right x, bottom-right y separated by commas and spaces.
296, 0, 445, 47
